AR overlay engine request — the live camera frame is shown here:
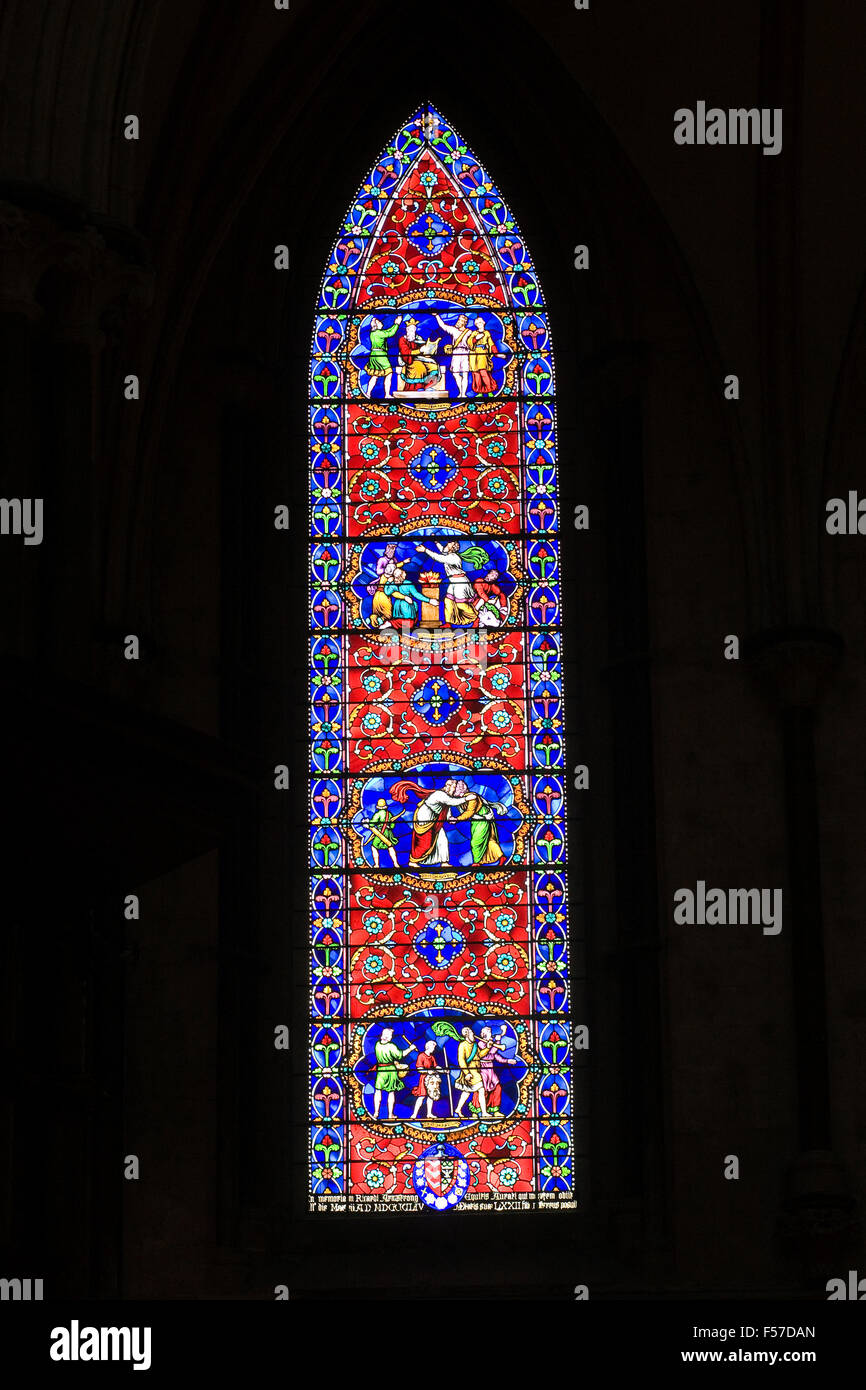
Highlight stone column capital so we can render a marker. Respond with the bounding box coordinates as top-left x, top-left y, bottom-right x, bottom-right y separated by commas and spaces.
0, 194, 154, 345
0, 200, 44, 319
43, 226, 154, 348
743, 627, 844, 711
